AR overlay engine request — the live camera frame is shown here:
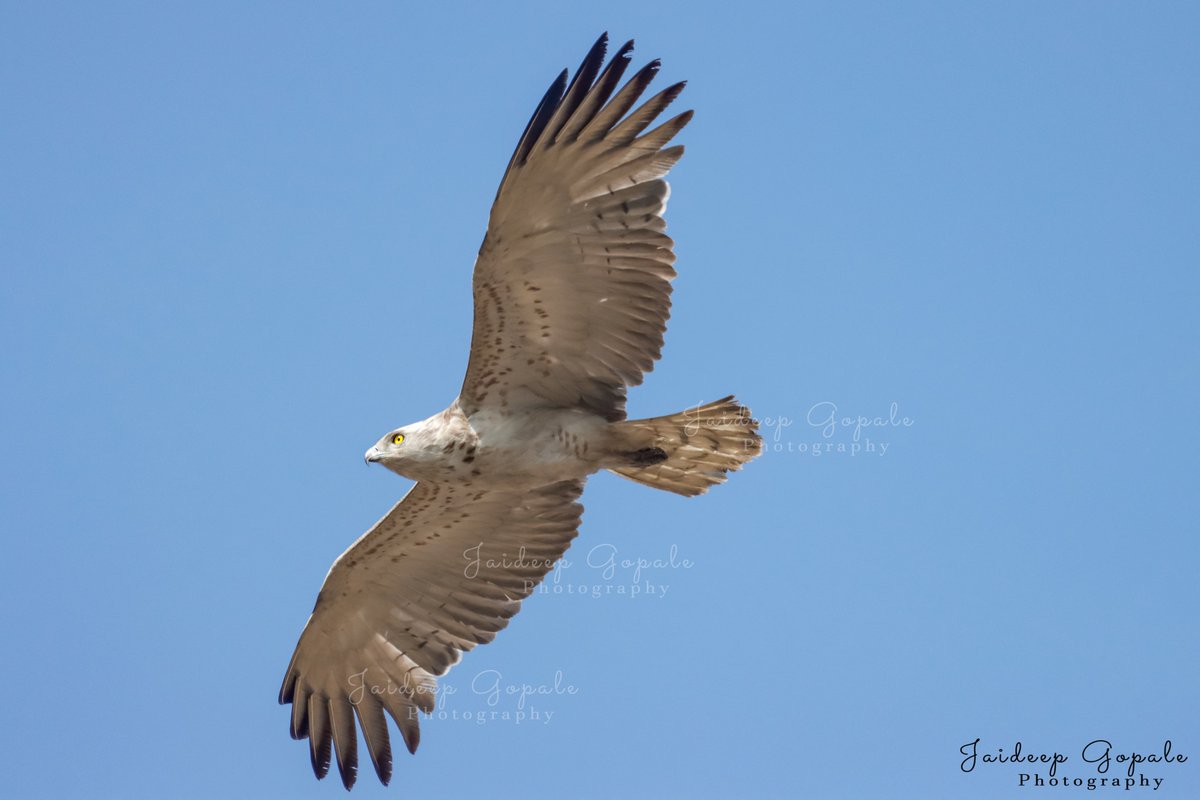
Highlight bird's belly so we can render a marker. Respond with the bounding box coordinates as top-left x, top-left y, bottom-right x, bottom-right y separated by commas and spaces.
466, 408, 610, 484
